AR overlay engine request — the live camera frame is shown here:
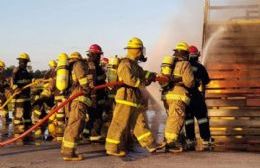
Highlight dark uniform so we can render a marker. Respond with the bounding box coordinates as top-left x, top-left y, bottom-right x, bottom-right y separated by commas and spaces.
12, 66, 32, 140
88, 60, 107, 140
185, 61, 211, 143
0, 70, 10, 127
